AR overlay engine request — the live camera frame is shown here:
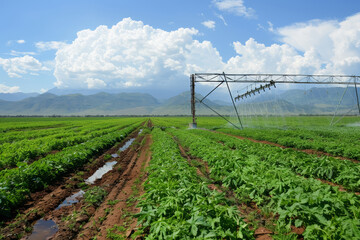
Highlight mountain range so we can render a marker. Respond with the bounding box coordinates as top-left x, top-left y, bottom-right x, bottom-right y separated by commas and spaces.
0, 87, 358, 116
